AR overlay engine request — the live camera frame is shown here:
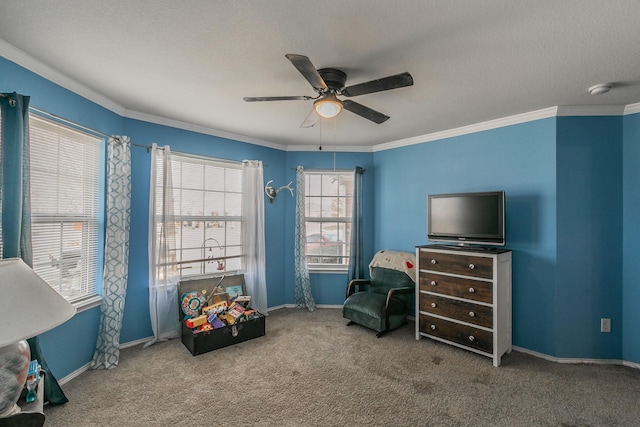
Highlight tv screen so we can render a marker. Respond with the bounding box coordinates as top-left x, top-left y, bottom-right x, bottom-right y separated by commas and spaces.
427, 191, 505, 246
